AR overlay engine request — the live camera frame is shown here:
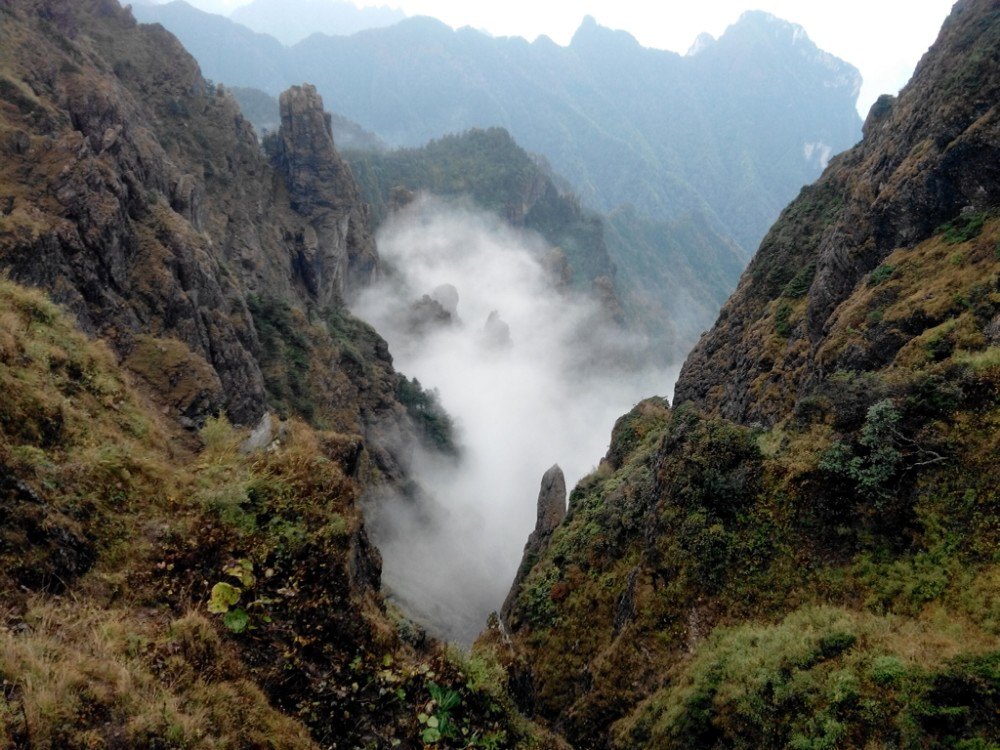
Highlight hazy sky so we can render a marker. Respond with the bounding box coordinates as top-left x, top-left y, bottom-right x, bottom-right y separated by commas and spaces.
184, 0, 957, 116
